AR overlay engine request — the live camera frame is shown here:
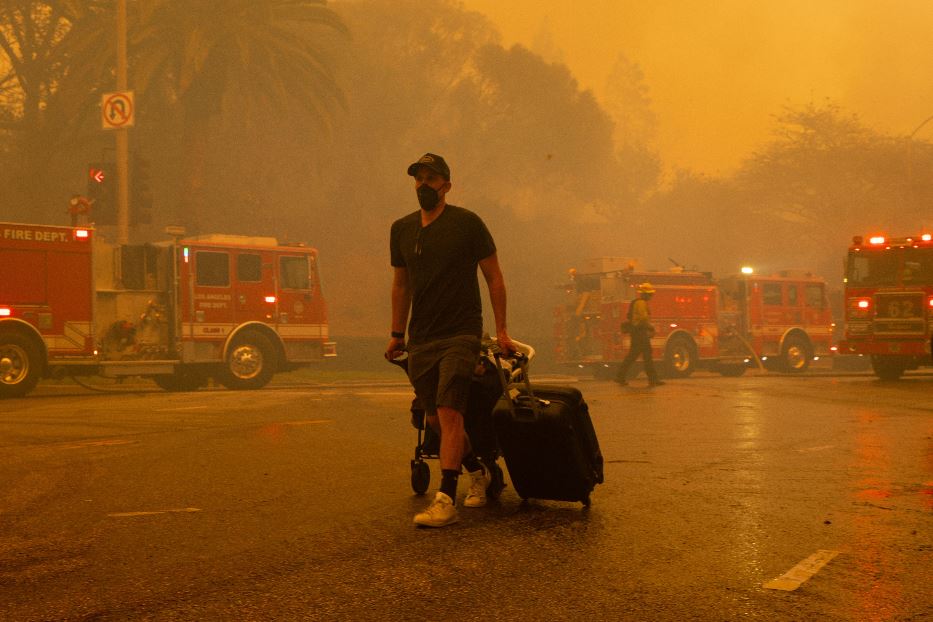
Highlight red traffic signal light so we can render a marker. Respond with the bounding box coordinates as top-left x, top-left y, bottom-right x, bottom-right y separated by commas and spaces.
87, 161, 116, 225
